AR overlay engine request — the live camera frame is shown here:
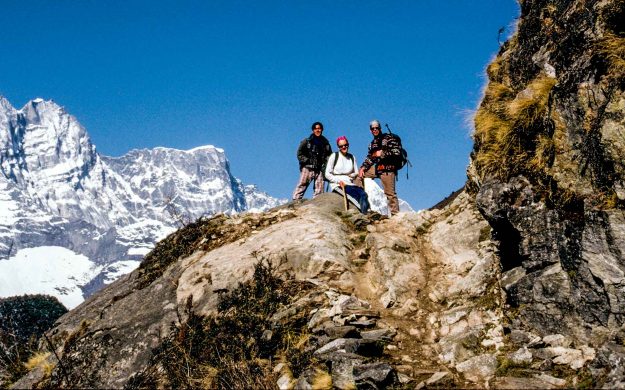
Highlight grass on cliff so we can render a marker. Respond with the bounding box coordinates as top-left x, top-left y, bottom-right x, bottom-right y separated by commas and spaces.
125, 259, 320, 390
597, 32, 625, 81
472, 74, 557, 183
